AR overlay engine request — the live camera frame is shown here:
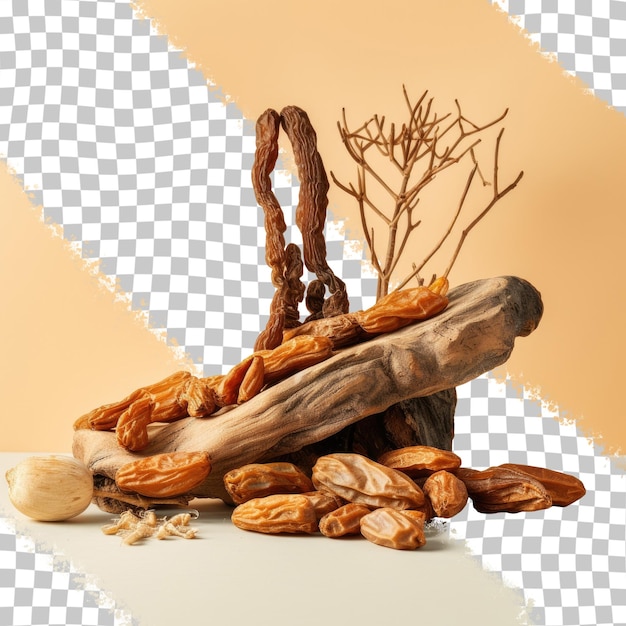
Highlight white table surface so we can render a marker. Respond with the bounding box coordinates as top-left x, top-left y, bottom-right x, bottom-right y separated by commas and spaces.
0, 452, 529, 626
